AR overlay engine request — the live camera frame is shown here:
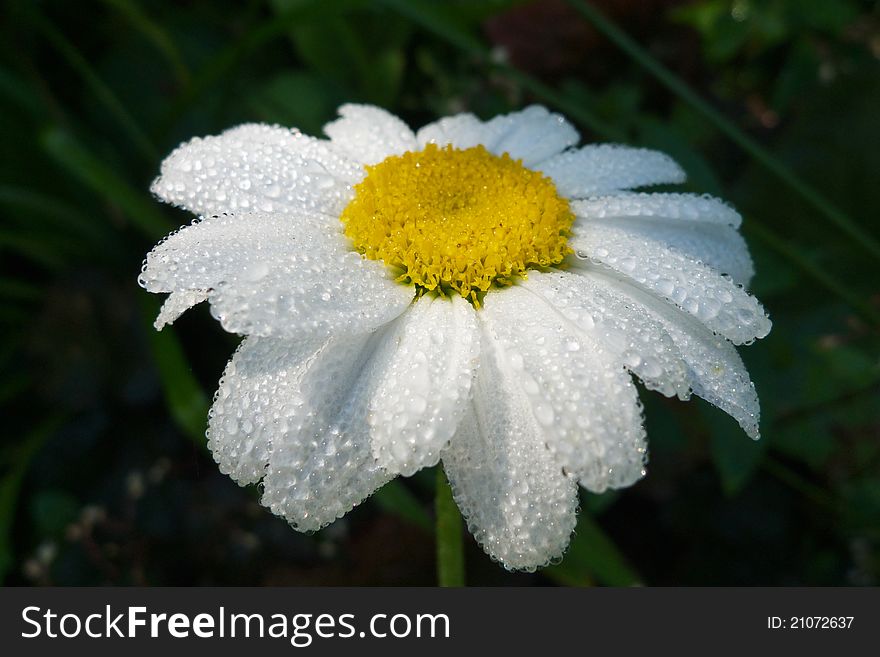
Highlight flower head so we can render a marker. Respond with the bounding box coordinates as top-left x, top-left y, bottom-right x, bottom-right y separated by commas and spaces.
140, 104, 771, 571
